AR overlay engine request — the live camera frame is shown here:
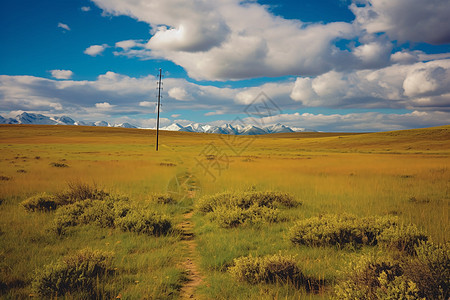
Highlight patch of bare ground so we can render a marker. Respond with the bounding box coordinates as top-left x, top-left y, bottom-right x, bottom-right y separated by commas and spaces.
178, 211, 203, 299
